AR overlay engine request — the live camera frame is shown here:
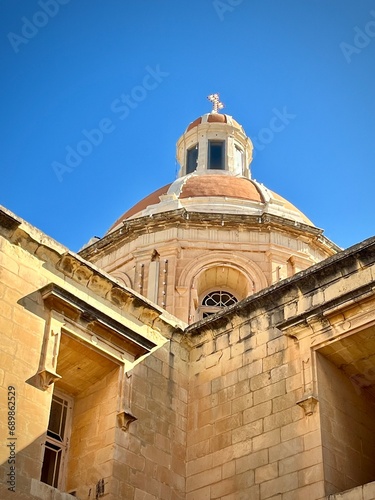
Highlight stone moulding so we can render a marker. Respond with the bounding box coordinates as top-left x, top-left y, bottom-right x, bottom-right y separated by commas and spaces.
39, 283, 157, 358
79, 208, 330, 262
117, 410, 137, 431
38, 369, 62, 391
297, 395, 318, 416
0, 207, 22, 231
